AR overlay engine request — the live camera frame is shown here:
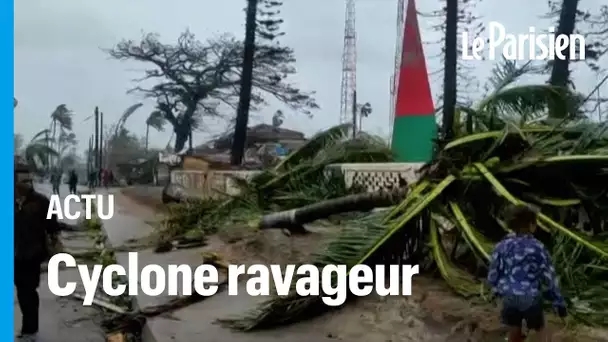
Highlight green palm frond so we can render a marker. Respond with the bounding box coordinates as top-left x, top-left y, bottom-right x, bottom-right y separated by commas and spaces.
29, 129, 51, 144
110, 103, 144, 146
146, 110, 166, 131
50, 104, 73, 130
455, 59, 582, 133
274, 124, 353, 171
24, 143, 58, 171
120, 103, 144, 123
162, 72, 608, 332
217, 111, 608, 330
